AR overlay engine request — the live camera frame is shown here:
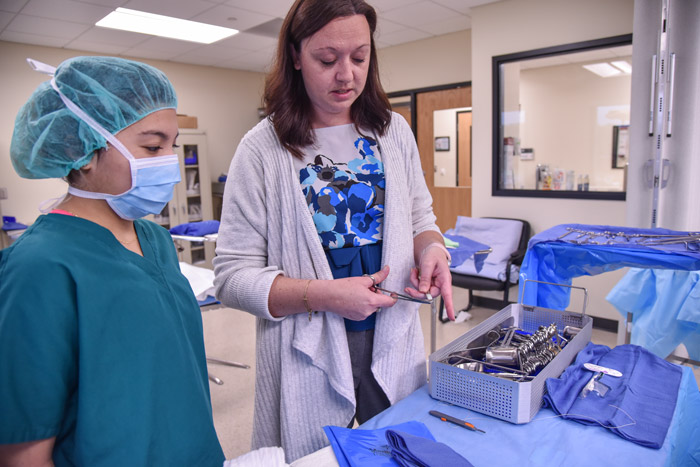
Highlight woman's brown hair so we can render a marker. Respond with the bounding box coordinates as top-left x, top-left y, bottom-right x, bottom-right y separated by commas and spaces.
263, 0, 391, 159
